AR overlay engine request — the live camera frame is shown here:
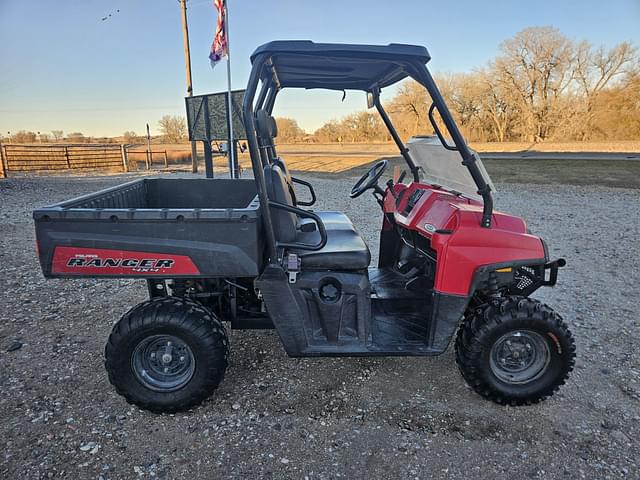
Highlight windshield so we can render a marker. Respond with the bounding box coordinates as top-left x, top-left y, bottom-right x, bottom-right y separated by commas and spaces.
407, 136, 496, 200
